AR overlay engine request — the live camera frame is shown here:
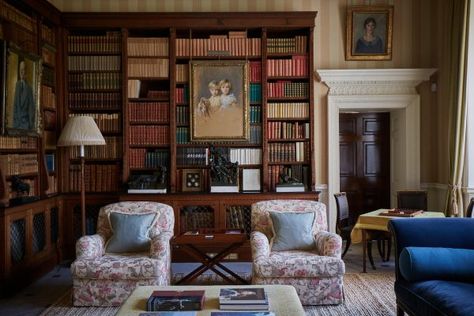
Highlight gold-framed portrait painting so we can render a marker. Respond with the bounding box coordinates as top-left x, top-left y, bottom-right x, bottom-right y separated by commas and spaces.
346, 5, 393, 61
190, 60, 249, 142
1, 42, 41, 135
